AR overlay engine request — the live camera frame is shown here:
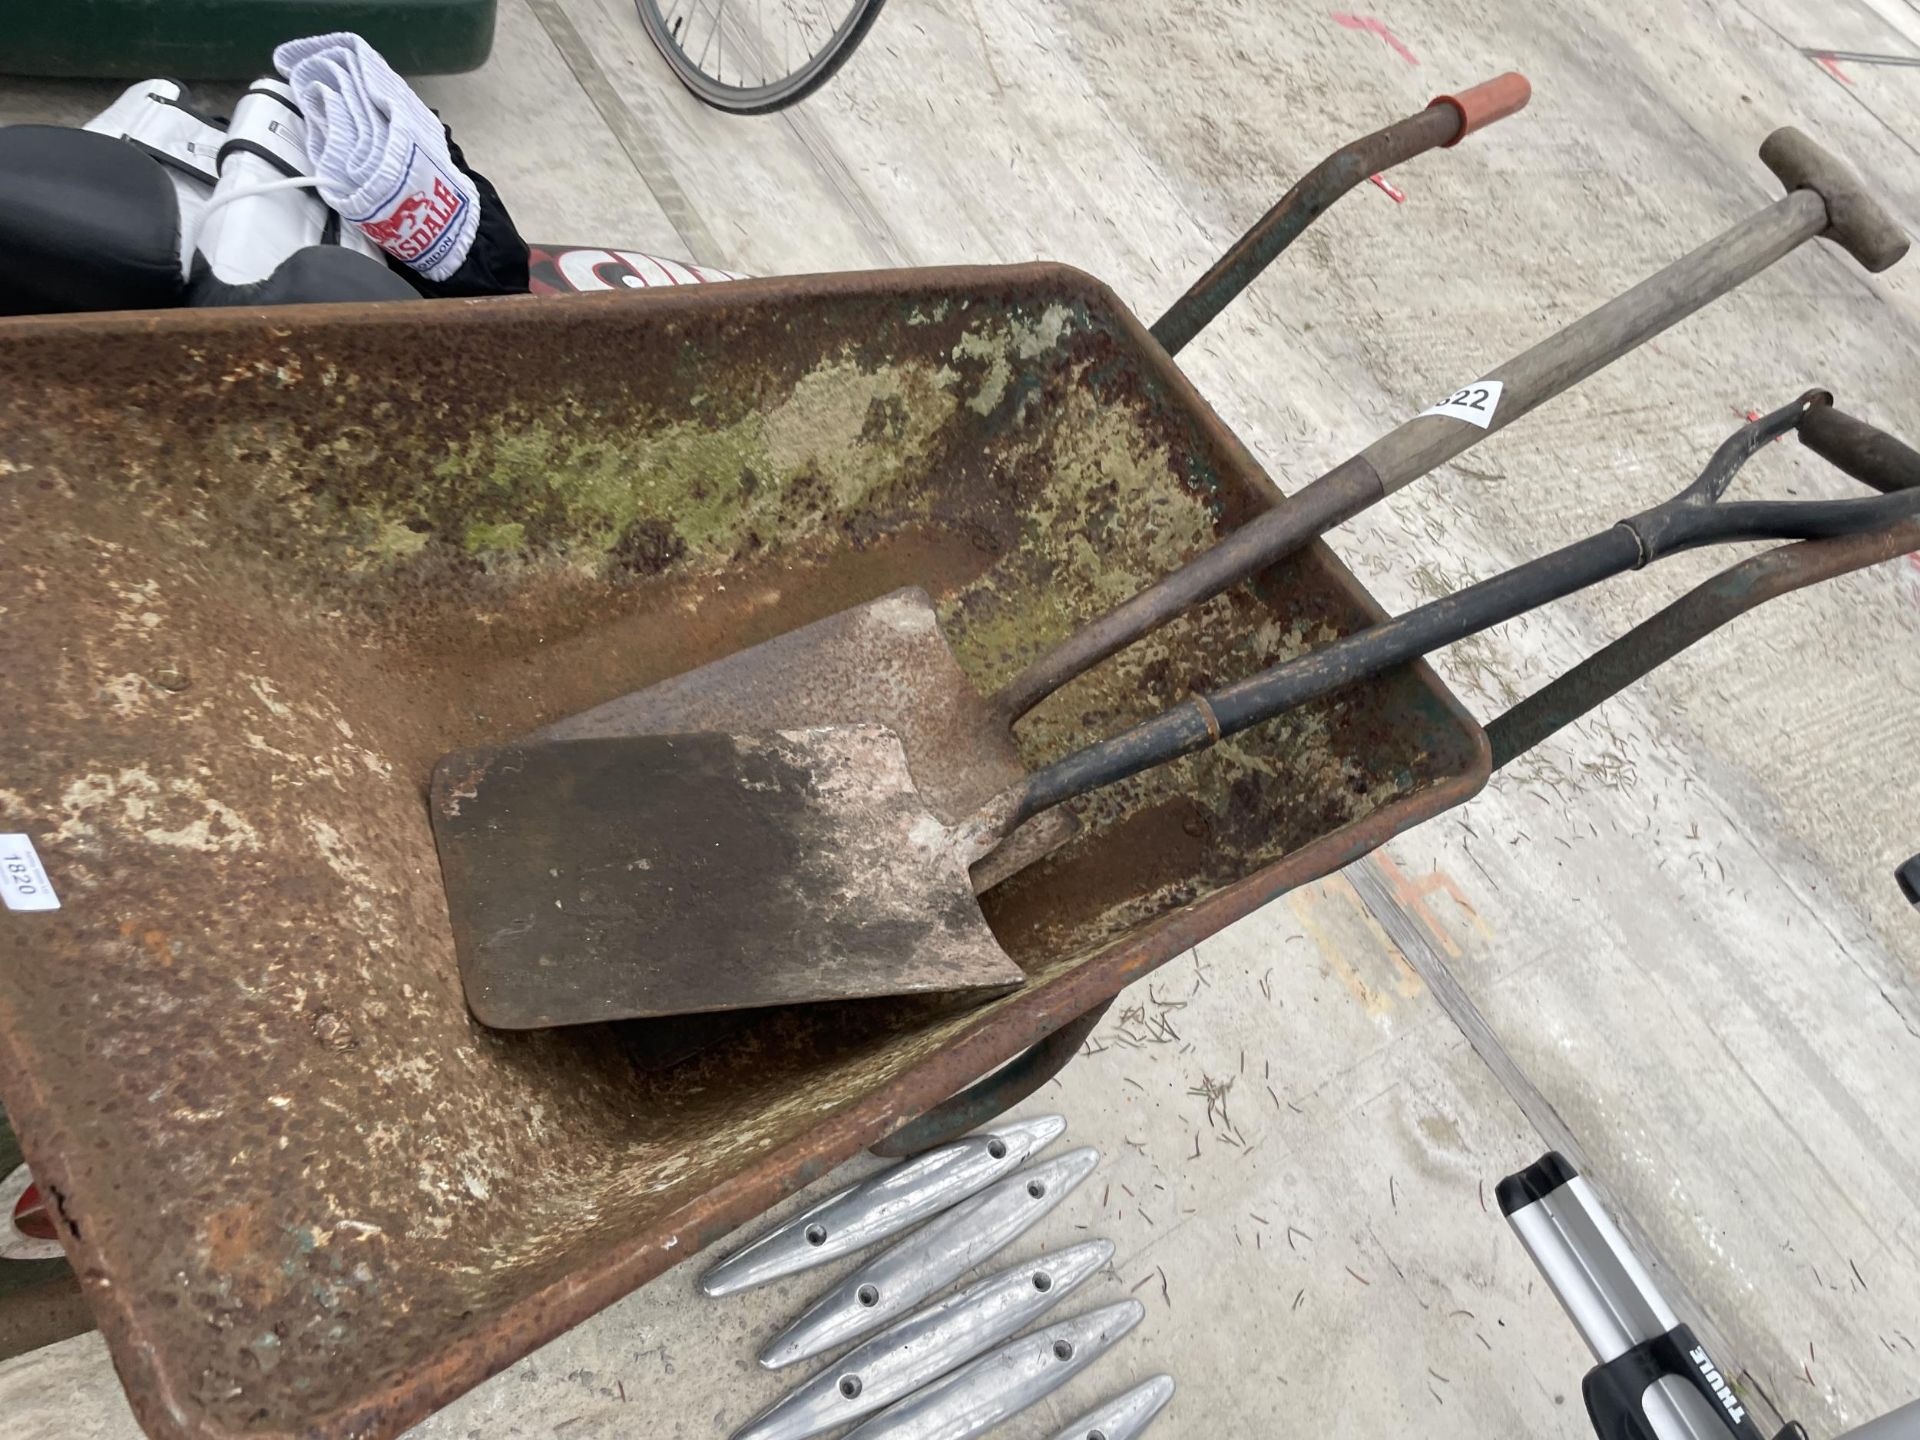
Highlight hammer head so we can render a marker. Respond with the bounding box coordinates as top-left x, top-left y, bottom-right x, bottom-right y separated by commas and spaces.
1761, 126, 1910, 273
